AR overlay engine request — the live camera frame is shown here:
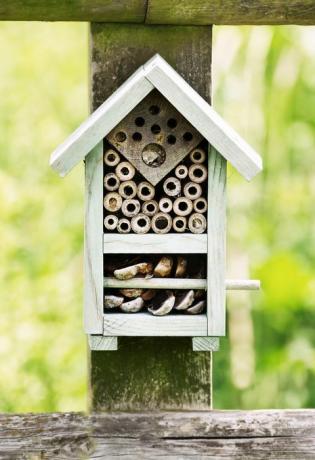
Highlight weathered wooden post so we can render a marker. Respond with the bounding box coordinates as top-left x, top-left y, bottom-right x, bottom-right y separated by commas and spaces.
89, 24, 214, 410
